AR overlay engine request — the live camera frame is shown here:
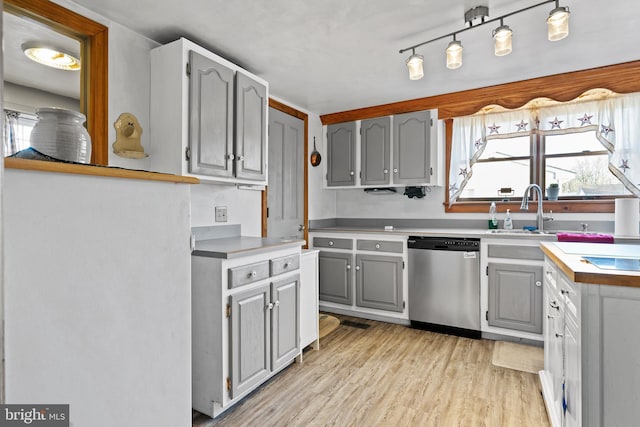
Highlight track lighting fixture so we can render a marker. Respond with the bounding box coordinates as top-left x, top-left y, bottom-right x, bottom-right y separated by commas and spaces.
445, 37, 463, 69
406, 49, 424, 81
399, 0, 570, 80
